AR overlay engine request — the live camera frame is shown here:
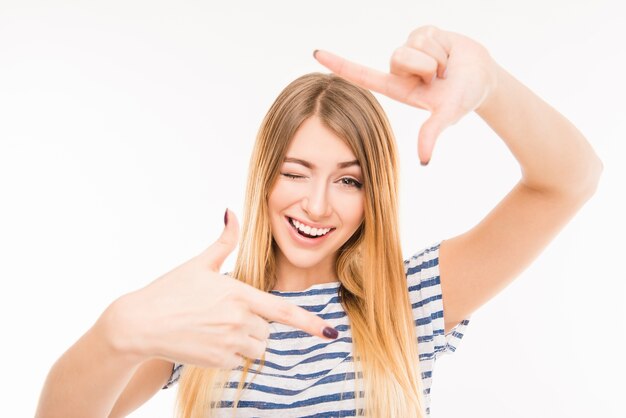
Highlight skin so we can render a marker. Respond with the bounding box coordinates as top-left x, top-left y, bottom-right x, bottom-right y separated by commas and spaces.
268, 116, 365, 292
314, 25, 603, 334
36, 25, 603, 418
36, 209, 340, 418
